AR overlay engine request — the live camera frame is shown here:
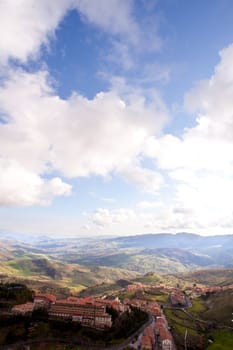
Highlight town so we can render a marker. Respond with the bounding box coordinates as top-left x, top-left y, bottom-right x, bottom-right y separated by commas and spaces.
4, 280, 233, 350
